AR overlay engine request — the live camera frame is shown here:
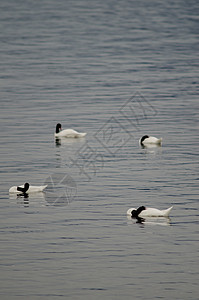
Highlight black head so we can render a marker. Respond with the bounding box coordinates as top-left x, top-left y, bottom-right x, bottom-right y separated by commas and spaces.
140, 135, 149, 145
56, 123, 62, 133
17, 182, 29, 193
131, 206, 146, 218
131, 209, 137, 218
131, 206, 146, 224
